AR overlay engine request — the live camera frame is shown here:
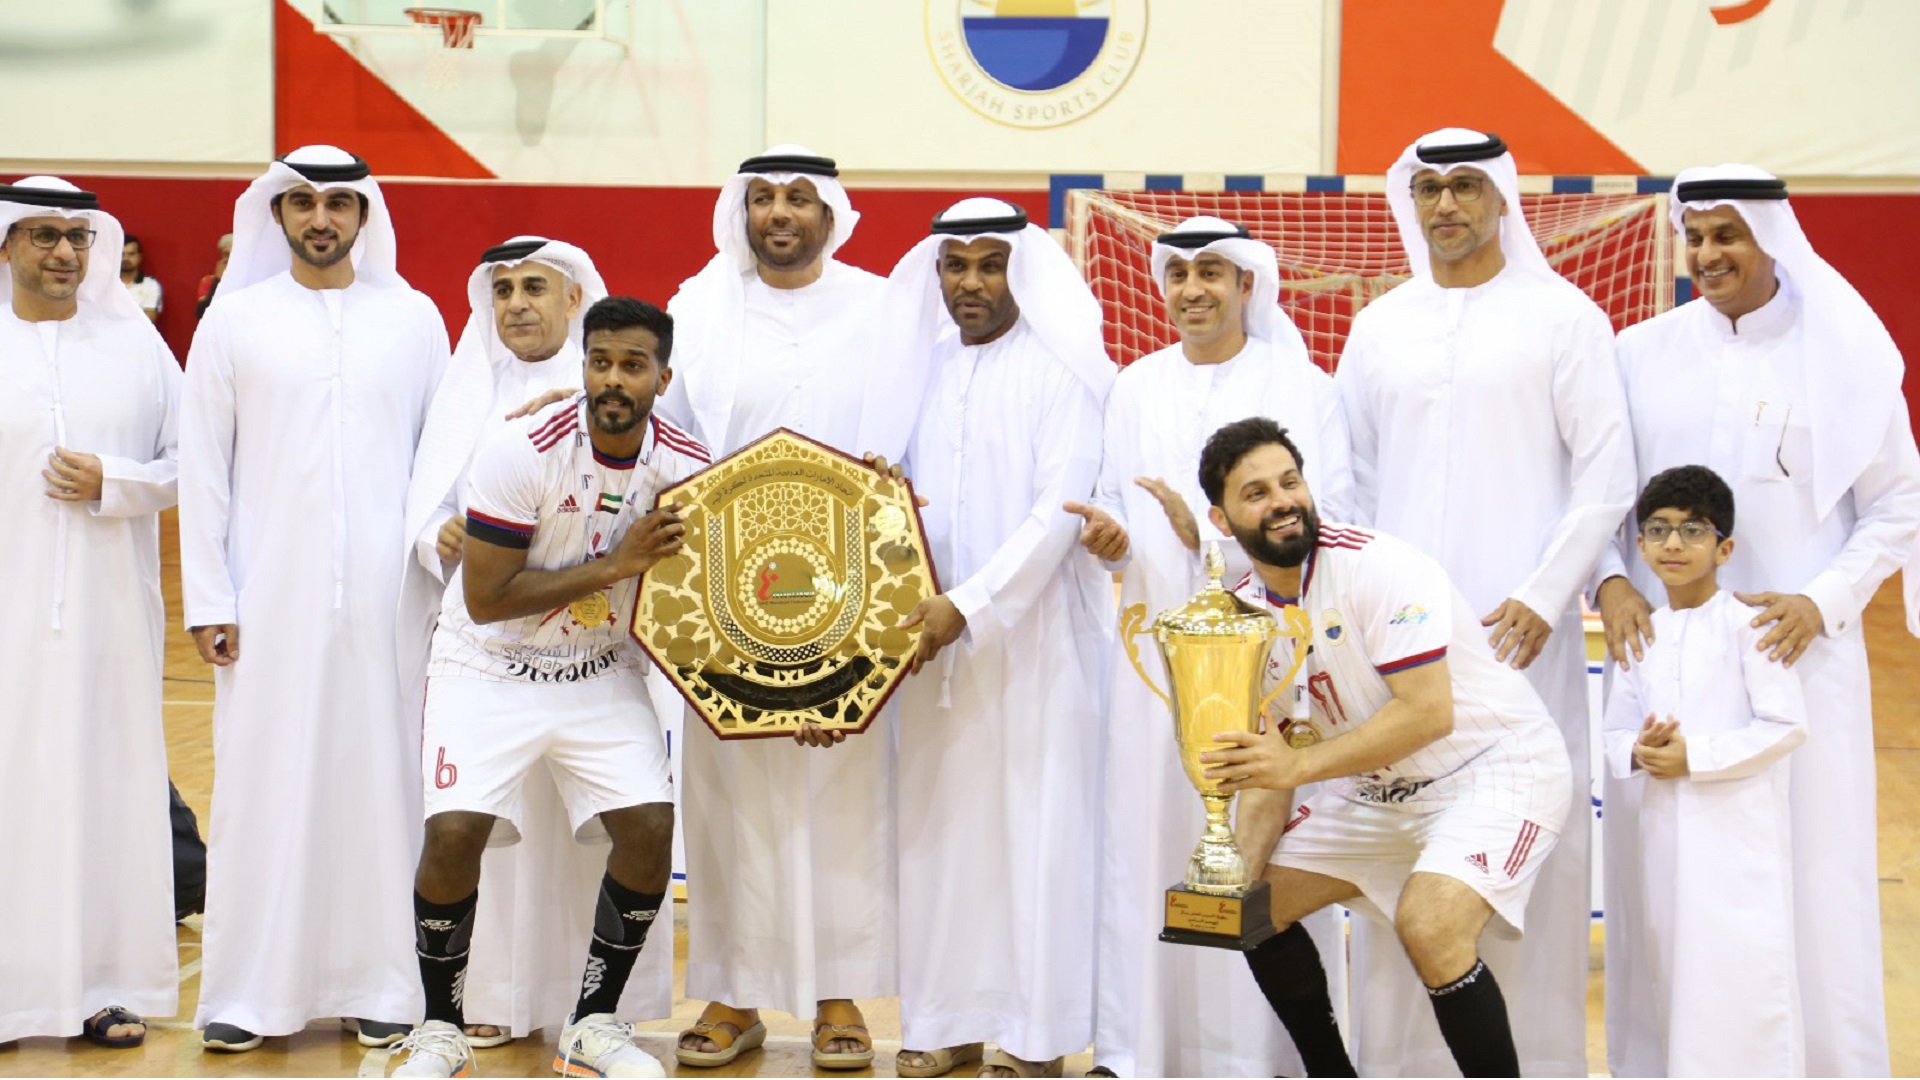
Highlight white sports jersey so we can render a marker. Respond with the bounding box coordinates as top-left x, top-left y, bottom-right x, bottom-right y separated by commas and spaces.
1235, 522, 1569, 823
430, 395, 710, 683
